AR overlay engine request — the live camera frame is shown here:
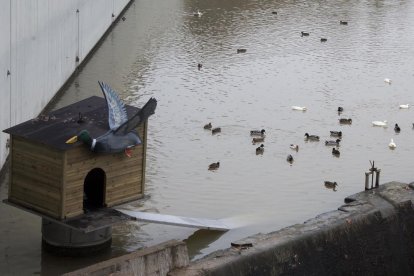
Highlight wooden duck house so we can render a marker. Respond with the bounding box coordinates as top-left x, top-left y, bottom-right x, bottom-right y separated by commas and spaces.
3, 96, 149, 220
